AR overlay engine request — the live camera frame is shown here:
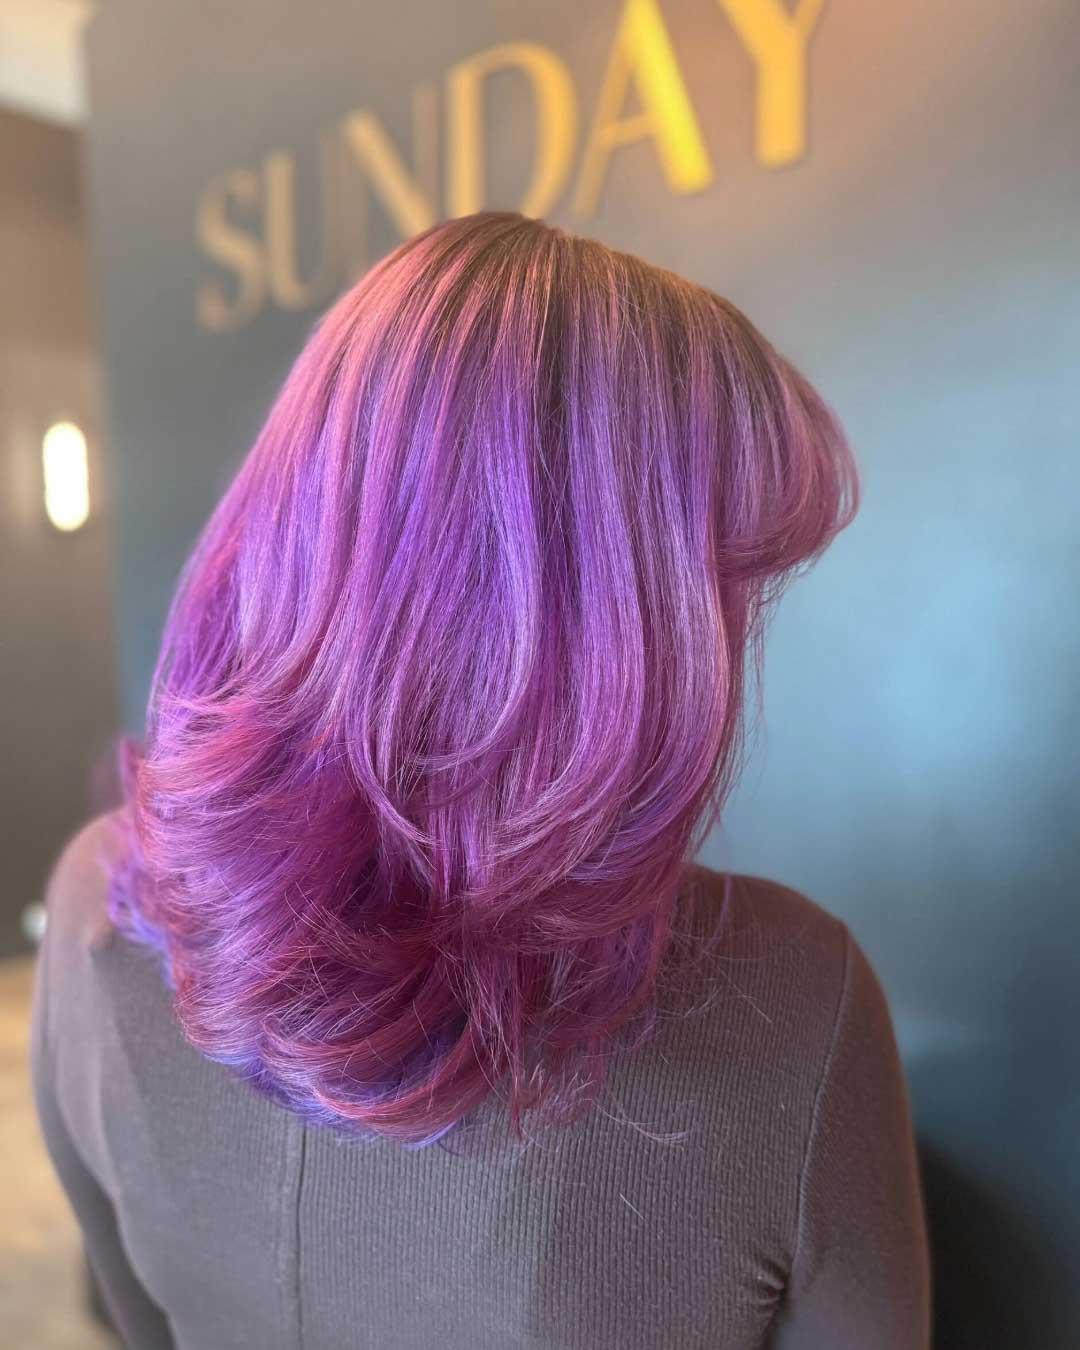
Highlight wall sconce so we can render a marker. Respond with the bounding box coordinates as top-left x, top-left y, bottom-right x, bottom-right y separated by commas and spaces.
42, 420, 90, 532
